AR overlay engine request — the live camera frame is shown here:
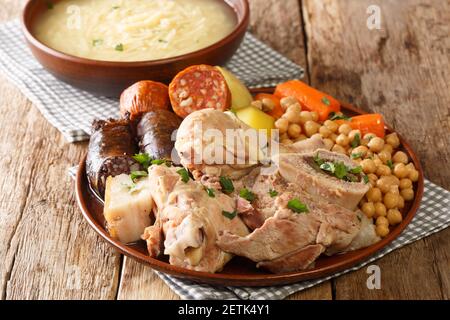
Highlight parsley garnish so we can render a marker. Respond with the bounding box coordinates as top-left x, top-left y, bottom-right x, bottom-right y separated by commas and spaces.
322, 97, 331, 106
269, 189, 278, 197
329, 112, 352, 121
351, 152, 363, 159
387, 160, 394, 170
239, 188, 255, 202
112, 5, 120, 9
115, 44, 124, 51
219, 176, 234, 194
350, 166, 363, 174
205, 188, 215, 198
351, 133, 361, 148
177, 168, 190, 183
130, 170, 148, 182
363, 175, 370, 184
314, 154, 364, 182
287, 198, 309, 213
92, 39, 103, 47
222, 210, 237, 220
133, 153, 151, 169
